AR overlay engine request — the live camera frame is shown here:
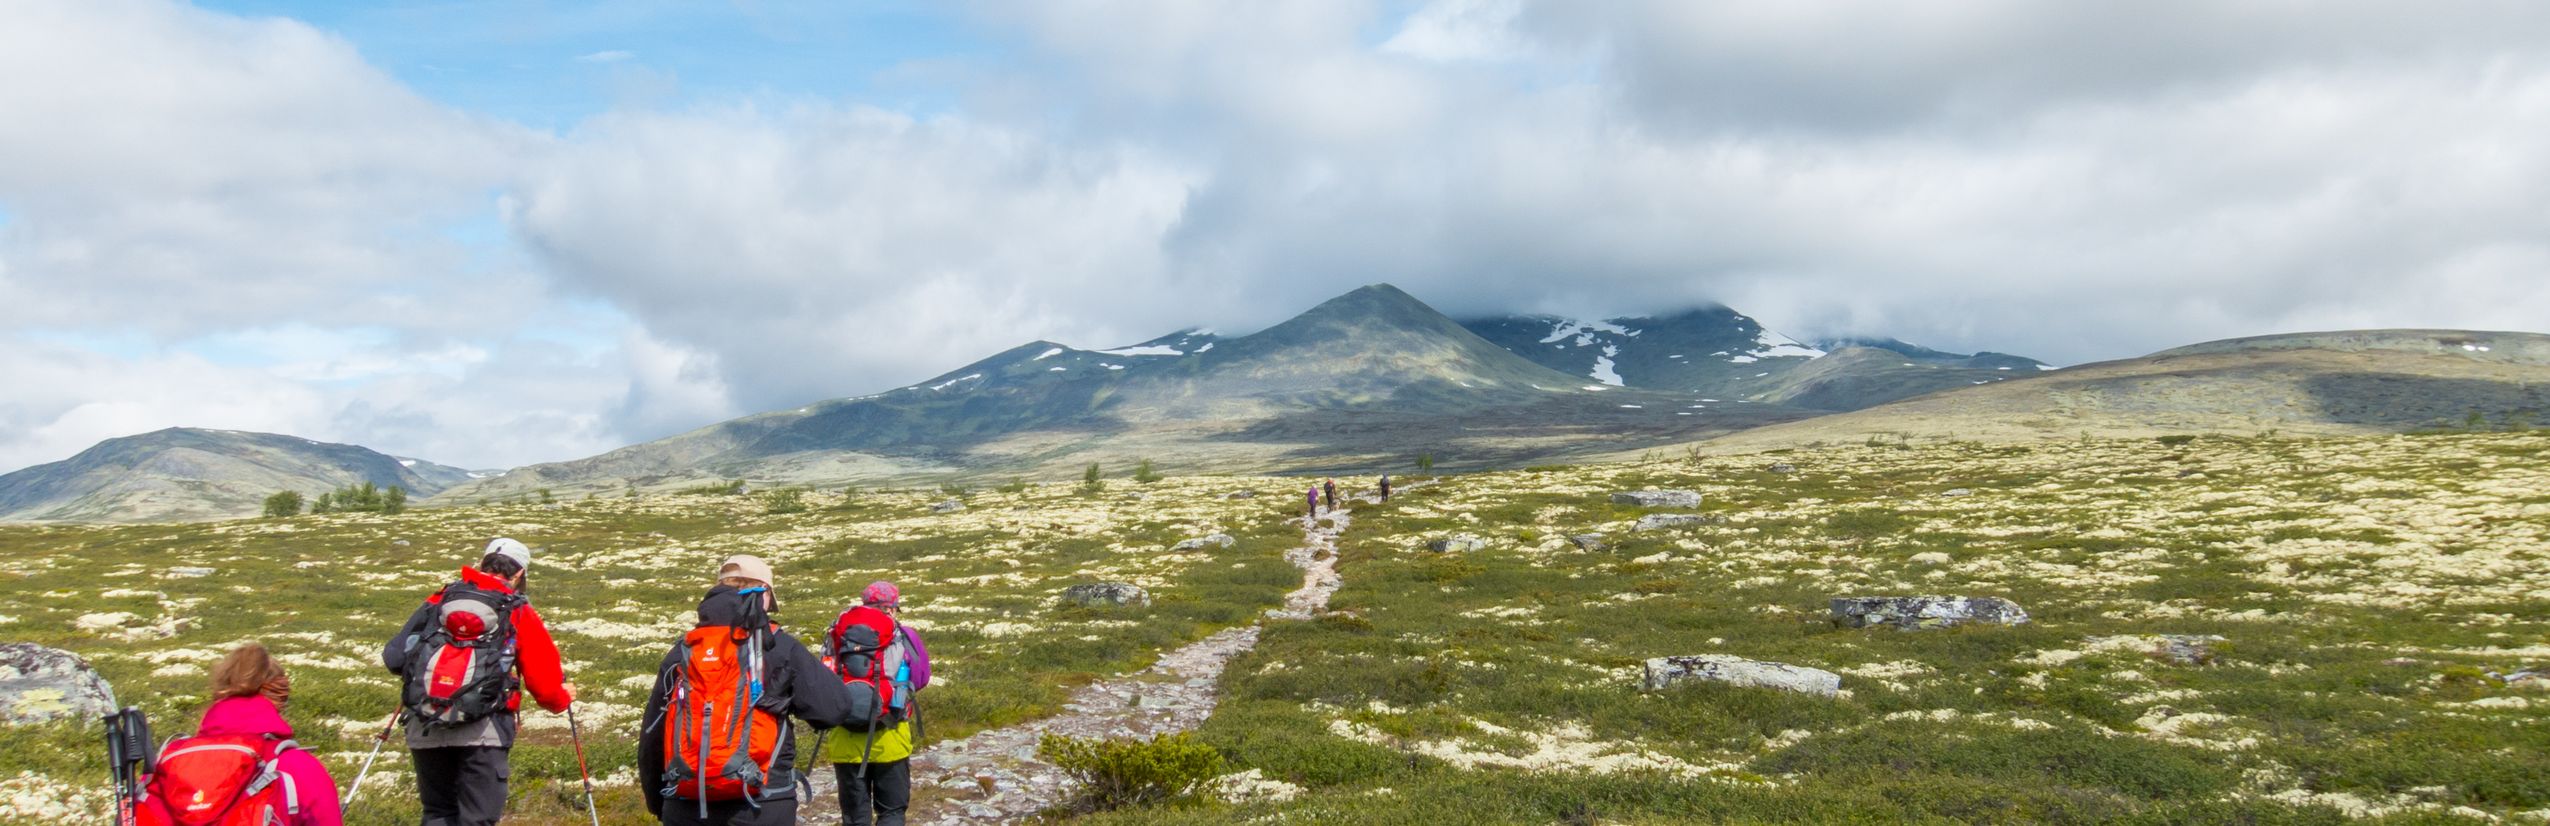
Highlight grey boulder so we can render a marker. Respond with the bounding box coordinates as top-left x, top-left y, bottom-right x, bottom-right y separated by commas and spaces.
1062, 583, 1151, 607
1643, 655, 1840, 697
2095, 634, 2224, 666
0, 644, 116, 725
1611, 490, 1703, 508
1831, 596, 2029, 630
930, 499, 966, 514
1567, 534, 1609, 551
